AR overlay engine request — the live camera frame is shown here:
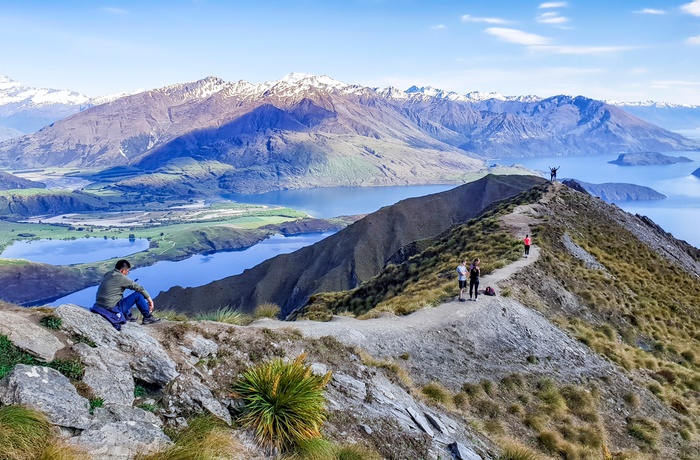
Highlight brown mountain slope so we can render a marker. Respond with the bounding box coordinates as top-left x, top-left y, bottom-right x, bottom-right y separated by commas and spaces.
155, 174, 546, 316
